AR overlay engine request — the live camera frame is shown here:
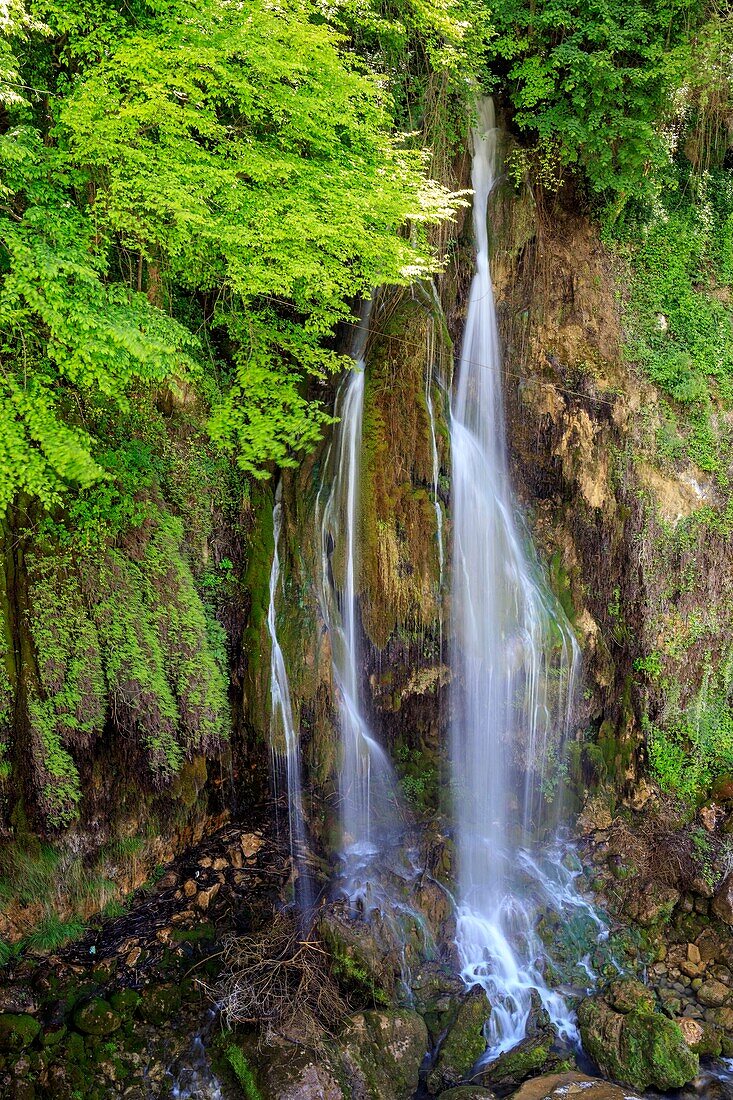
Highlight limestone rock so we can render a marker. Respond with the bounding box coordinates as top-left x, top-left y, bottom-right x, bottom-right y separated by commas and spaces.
255, 1044, 345, 1099
511, 1071, 642, 1100
712, 873, 733, 926
577, 797, 613, 835
577, 996, 698, 1091
73, 998, 122, 1037
428, 987, 490, 1092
